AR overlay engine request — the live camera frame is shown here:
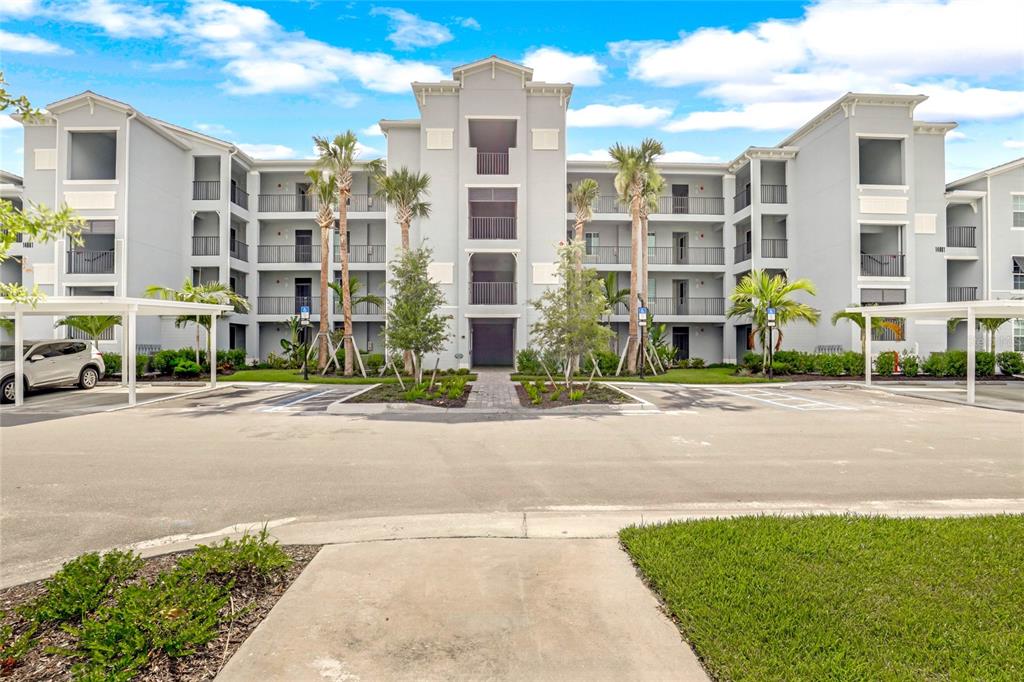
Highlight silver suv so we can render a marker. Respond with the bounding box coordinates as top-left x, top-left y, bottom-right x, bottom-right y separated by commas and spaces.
1, 340, 106, 403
